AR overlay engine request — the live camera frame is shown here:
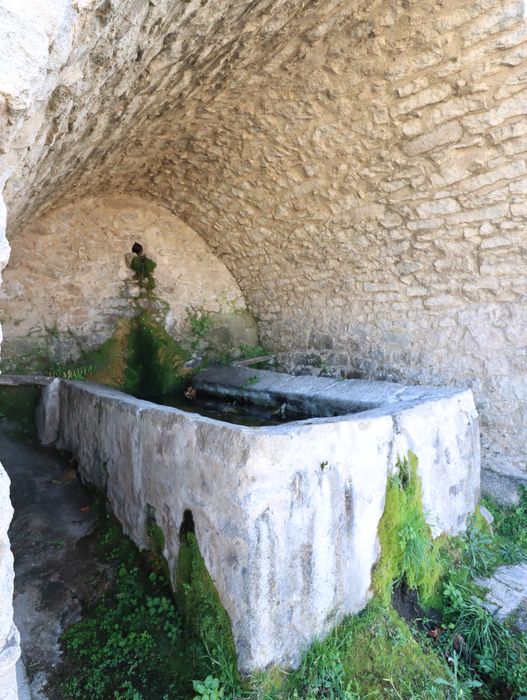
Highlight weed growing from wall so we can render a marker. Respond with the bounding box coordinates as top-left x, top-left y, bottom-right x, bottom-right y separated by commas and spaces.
186, 307, 214, 341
